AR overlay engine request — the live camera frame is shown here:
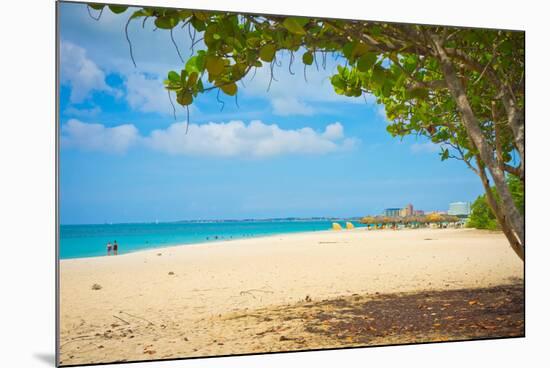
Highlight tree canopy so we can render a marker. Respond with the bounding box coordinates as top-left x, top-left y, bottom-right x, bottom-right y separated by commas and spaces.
89, 3, 525, 260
